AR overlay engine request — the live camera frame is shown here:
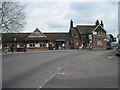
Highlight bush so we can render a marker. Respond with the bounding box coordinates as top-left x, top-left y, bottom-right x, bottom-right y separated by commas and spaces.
106, 47, 113, 50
